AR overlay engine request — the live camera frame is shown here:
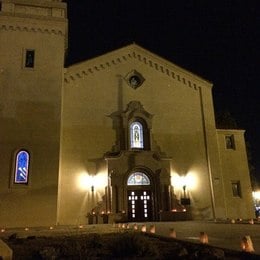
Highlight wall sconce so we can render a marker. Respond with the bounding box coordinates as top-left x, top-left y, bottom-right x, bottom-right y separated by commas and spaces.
181, 184, 191, 205
89, 175, 95, 192
183, 185, 187, 198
